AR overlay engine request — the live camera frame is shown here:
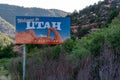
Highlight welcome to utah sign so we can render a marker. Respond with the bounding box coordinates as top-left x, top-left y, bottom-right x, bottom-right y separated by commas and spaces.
16, 16, 70, 44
